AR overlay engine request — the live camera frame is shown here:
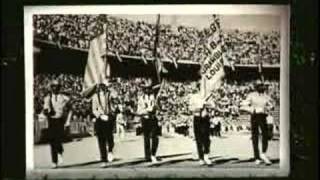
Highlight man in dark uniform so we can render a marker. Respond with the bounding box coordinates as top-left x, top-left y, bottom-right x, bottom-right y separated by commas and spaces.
136, 80, 160, 163
92, 79, 117, 167
43, 80, 72, 168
